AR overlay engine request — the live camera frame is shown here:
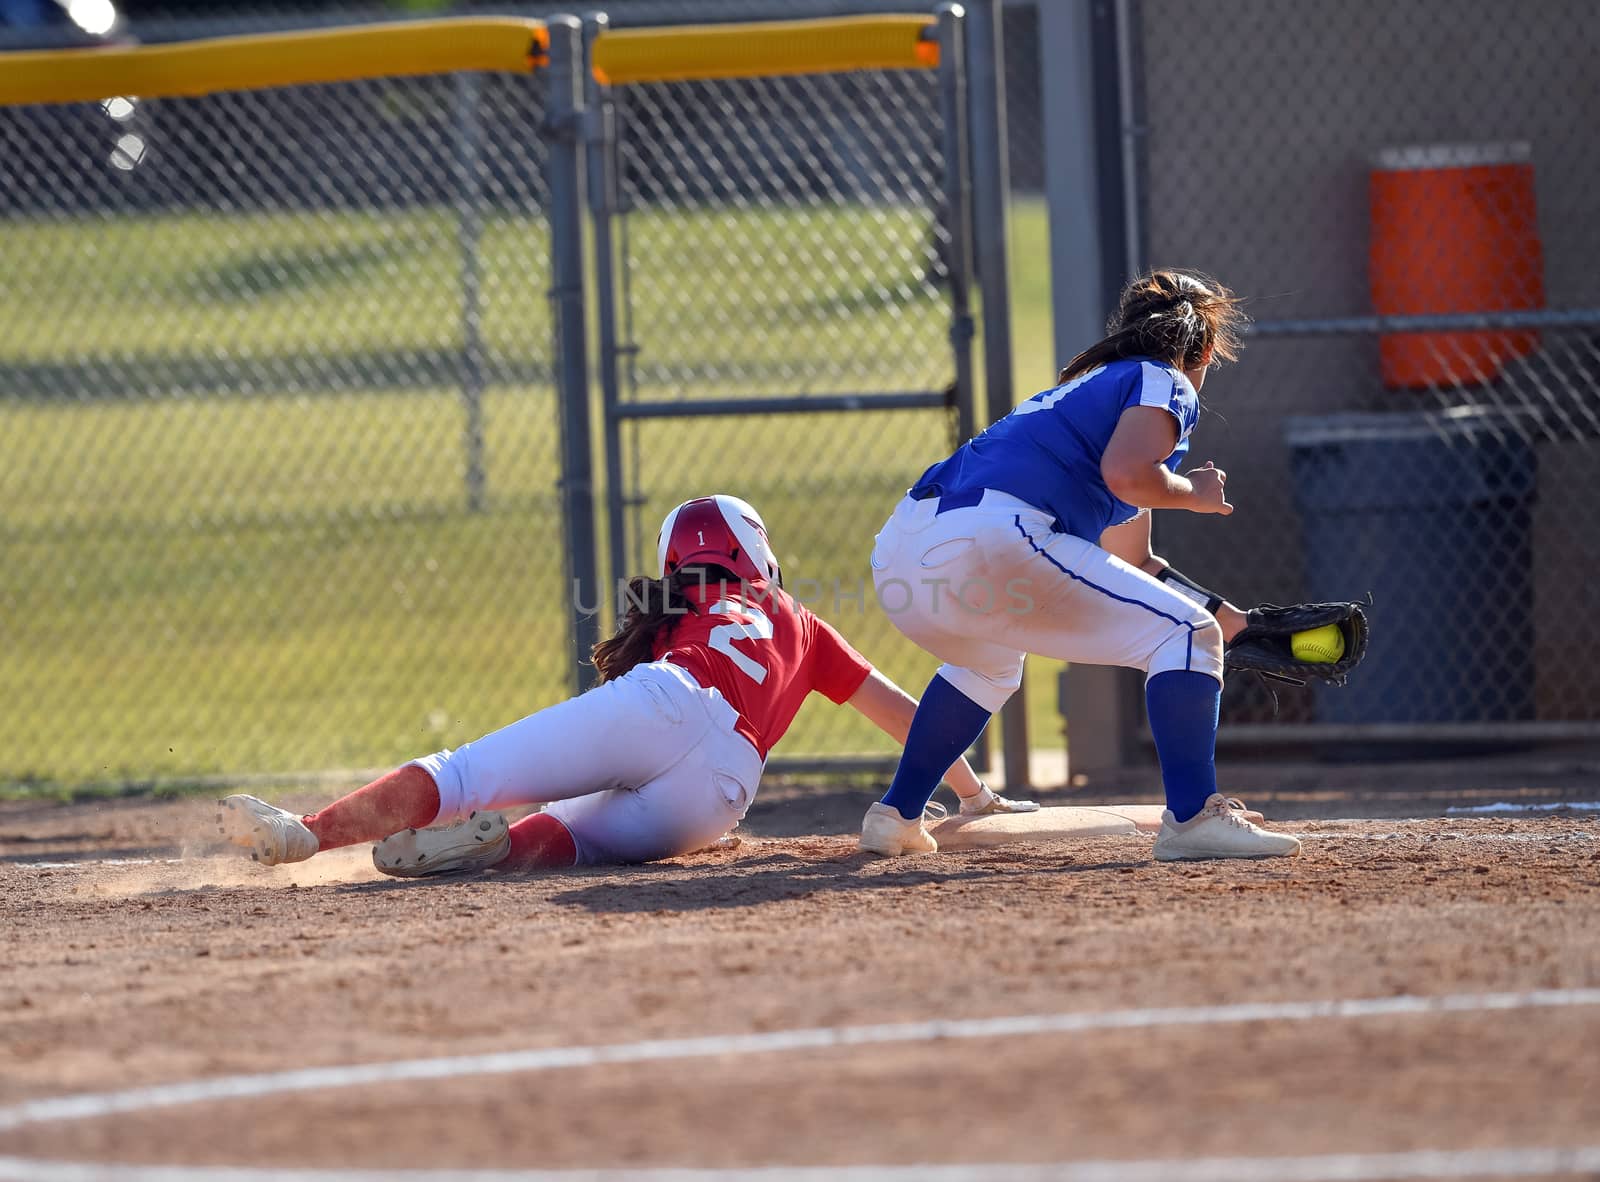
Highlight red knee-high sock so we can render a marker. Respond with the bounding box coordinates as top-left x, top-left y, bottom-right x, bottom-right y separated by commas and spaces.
502, 812, 578, 872
305, 764, 442, 851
